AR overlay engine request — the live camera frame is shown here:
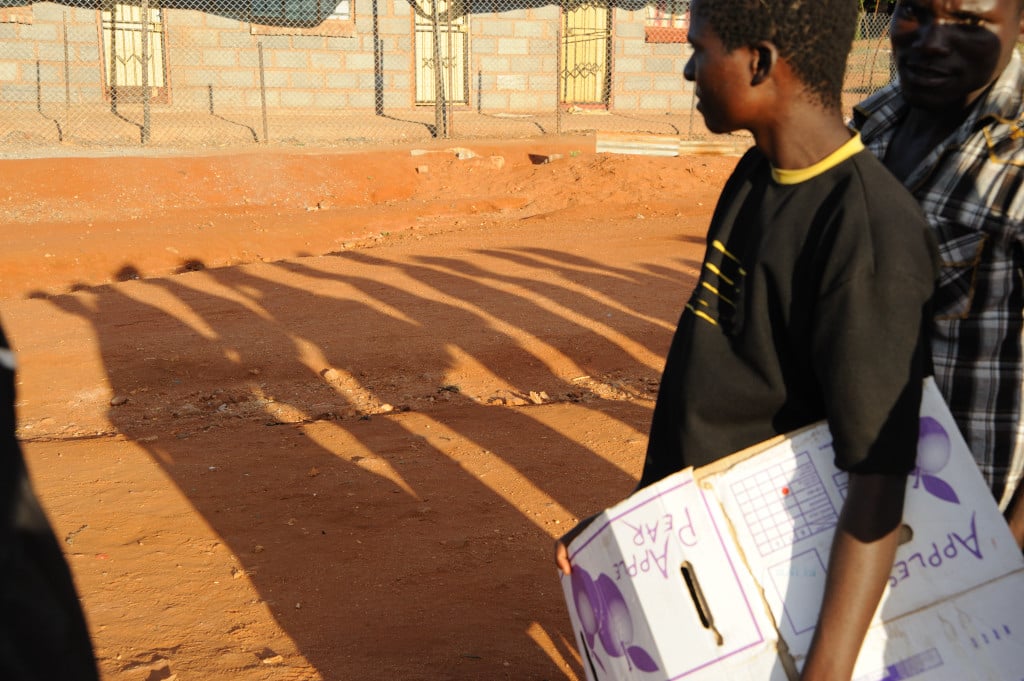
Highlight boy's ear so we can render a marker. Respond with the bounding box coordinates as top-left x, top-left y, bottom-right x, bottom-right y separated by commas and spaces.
750, 42, 778, 86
